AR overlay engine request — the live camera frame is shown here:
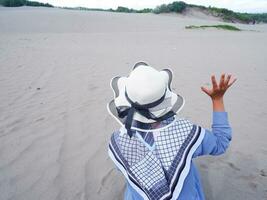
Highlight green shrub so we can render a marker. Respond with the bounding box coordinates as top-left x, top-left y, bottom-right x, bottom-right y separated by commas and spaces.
25, 1, 53, 7
116, 6, 133, 13
137, 8, 153, 13
0, 0, 53, 7
170, 1, 186, 12
153, 4, 170, 14
185, 24, 241, 31
153, 1, 186, 14
1, 0, 26, 7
